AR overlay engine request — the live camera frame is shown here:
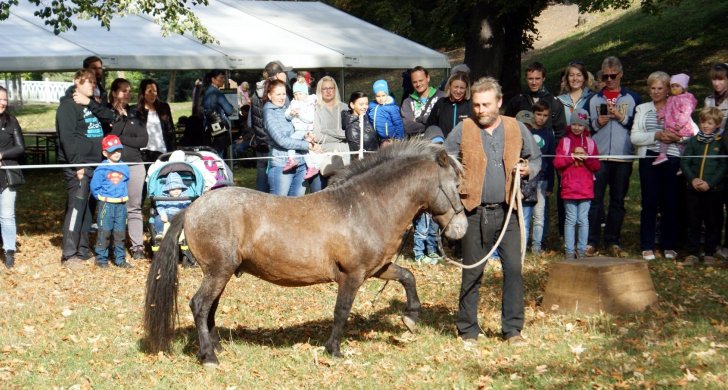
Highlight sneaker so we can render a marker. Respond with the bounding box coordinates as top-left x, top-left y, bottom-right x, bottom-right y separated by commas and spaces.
96, 261, 109, 268
115, 261, 133, 269
413, 255, 426, 264
505, 333, 528, 346
585, 245, 598, 257
577, 251, 588, 259
703, 255, 718, 266
663, 250, 677, 260
422, 253, 441, 265
682, 255, 699, 266
63, 256, 87, 270
652, 155, 668, 165
565, 251, 576, 260
282, 157, 298, 172
610, 245, 628, 258
531, 247, 543, 256
303, 166, 319, 180
716, 247, 728, 260
641, 250, 656, 261
130, 246, 145, 260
